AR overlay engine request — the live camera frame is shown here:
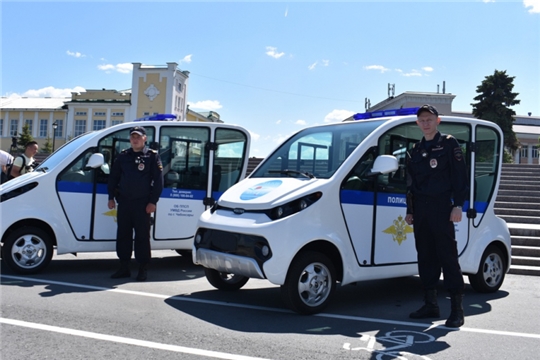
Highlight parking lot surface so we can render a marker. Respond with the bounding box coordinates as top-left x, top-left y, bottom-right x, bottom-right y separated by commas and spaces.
2, 250, 539, 360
